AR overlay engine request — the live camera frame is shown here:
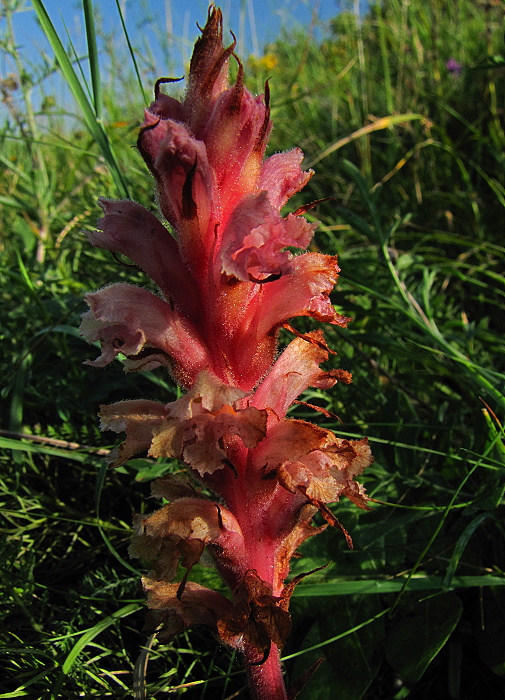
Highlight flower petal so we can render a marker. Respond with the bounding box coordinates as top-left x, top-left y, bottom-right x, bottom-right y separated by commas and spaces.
150, 474, 198, 501
89, 199, 199, 317
170, 369, 249, 415
256, 253, 350, 337
149, 370, 267, 476
99, 399, 167, 467
131, 497, 246, 580
142, 577, 232, 642
184, 7, 233, 135
217, 570, 291, 652
204, 75, 270, 220
80, 283, 210, 386
138, 114, 213, 240
149, 82, 184, 121
252, 331, 351, 418
253, 418, 372, 509
220, 192, 316, 282
135, 497, 243, 545
253, 419, 330, 473
260, 148, 313, 210
274, 503, 323, 588
279, 454, 343, 503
